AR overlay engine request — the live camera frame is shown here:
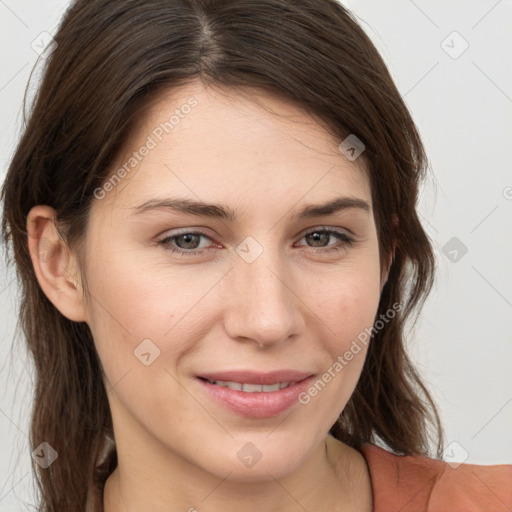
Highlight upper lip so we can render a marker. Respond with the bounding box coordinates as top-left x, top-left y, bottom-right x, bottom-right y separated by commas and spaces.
197, 370, 314, 385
